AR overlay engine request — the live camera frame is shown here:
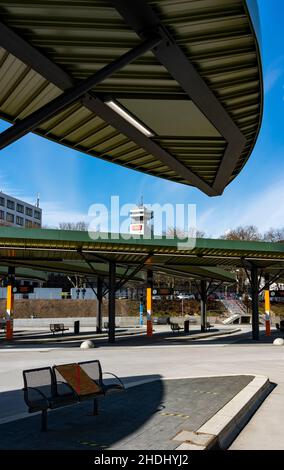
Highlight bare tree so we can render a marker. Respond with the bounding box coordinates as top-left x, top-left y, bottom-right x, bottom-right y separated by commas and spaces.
263, 227, 284, 243
220, 225, 261, 295
220, 225, 261, 241
166, 227, 206, 238
58, 221, 89, 231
